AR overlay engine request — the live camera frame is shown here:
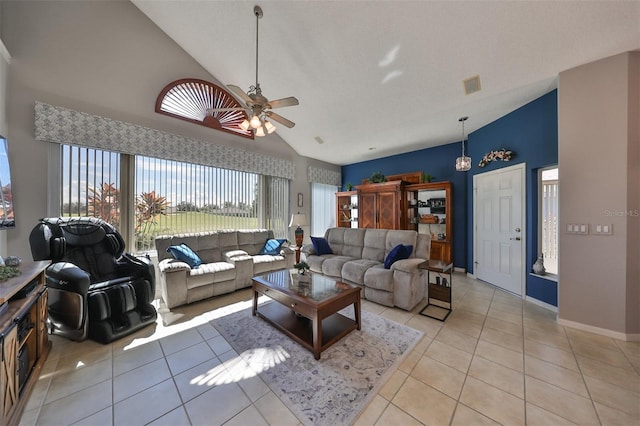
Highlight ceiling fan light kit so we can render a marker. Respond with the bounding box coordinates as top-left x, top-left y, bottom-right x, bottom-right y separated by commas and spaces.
208, 4, 299, 138
455, 116, 472, 172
